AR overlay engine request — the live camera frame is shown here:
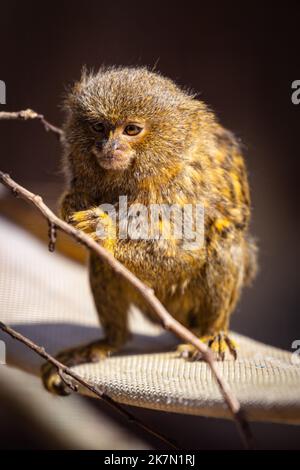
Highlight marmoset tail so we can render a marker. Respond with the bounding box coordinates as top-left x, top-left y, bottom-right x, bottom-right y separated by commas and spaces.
42, 66, 257, 395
